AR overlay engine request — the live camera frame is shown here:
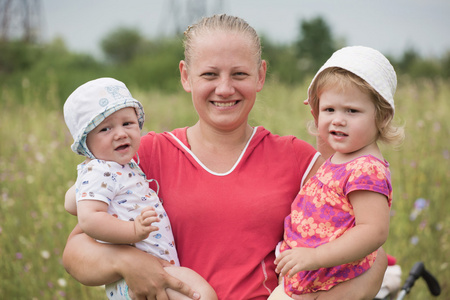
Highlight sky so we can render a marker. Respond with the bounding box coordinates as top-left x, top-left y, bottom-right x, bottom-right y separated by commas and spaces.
38, 0, 450, 59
